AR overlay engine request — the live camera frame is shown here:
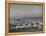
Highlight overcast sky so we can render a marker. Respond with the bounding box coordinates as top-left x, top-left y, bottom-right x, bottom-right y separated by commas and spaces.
10, 4, 42, 18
